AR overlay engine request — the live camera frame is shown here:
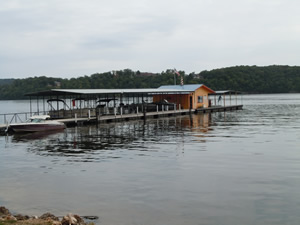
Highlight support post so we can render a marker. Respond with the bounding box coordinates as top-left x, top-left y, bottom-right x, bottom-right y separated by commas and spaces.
37, 96, 39, 115
30, 96, 32, 117
143, 103, 146, 120
6, 120, 9, 133
113, 94, 116, 107
97, 108, 101, 122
